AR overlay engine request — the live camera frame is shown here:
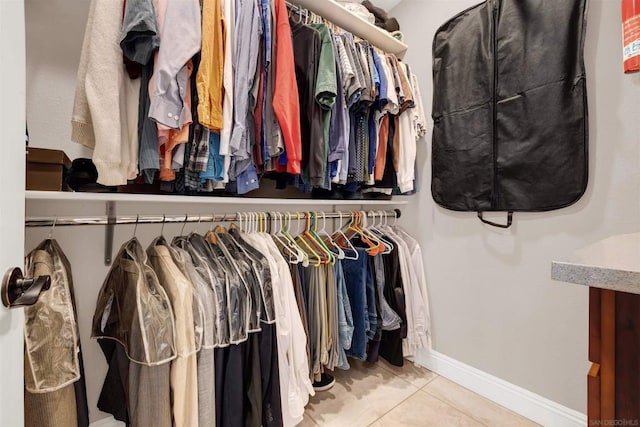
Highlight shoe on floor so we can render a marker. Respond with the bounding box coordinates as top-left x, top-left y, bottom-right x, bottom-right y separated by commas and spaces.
313, 374, 336, 392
